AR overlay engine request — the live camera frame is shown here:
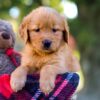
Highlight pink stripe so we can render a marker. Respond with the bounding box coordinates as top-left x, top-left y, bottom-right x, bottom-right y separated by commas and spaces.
31, 98, 35, 100
53, 80, 68, 96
